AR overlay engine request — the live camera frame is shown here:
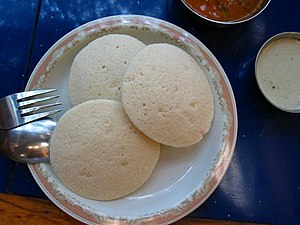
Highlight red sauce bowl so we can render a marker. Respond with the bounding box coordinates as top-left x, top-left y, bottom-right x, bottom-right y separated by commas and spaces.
181, 0, 271, 25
